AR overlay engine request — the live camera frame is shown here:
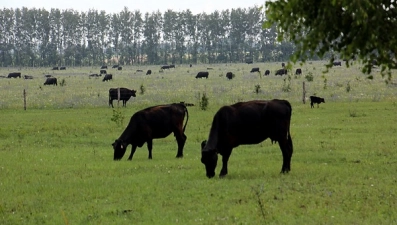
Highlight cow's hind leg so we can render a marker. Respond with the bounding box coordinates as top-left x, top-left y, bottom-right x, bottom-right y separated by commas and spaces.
219, 148, 232, 178
174, 131, 186, 158
147, 139, 153, 159
279, 135, 293, 173
127, 145, 138, 160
